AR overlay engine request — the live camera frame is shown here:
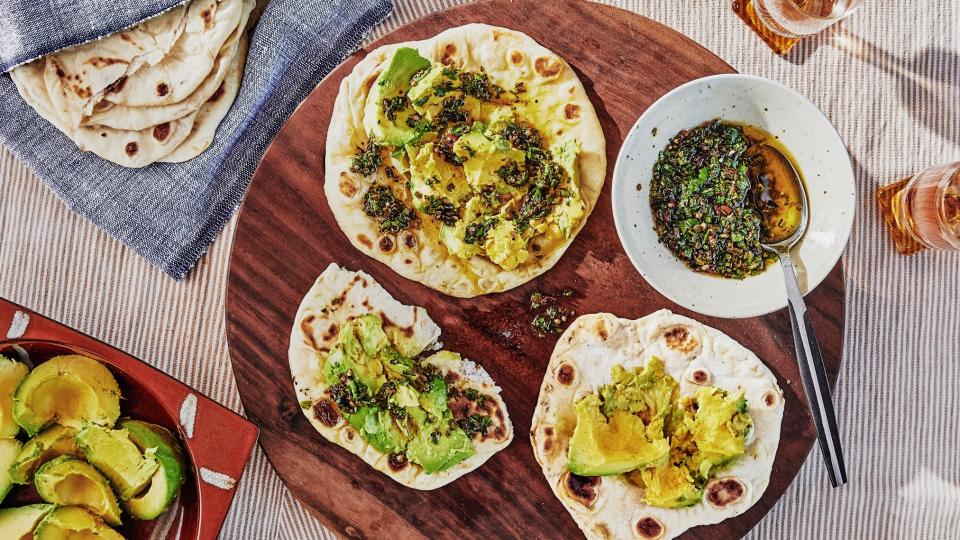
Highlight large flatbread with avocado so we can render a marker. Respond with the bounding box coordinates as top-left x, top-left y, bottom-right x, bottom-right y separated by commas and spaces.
289, 263, 513, 489
531, 310, 784, 540
325, 24, 605, 297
